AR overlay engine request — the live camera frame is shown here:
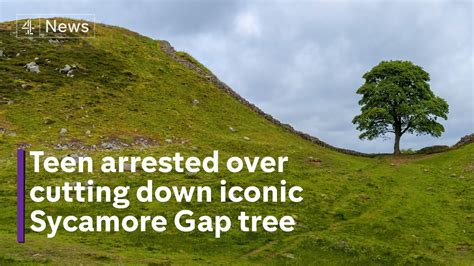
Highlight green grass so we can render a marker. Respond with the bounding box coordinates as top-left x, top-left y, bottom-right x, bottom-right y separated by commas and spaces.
0, 19, 472, 265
